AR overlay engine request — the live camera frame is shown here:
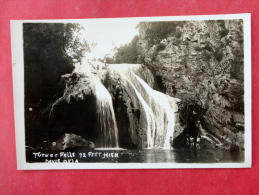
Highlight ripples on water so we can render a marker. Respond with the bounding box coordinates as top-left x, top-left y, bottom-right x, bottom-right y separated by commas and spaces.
108, 149, 244, 163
